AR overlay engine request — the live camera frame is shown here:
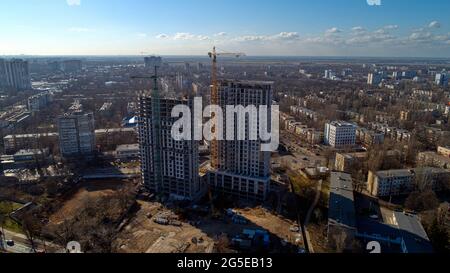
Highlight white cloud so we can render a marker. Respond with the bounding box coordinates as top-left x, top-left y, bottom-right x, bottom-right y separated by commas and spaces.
429, 21, 441, 29
367, 0, 382, 6
156, 33, 169, 39
66, 0, 81, 6
137, 33, 147, 38
214, 32, 227, 37
234, 35, 267, 42
273, 32, 300, 40
384, 25, 398, 30
325, 27, 342, 35
171, 33, 210, 41
173, 32, 196, 40
351, 26, 366, 32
